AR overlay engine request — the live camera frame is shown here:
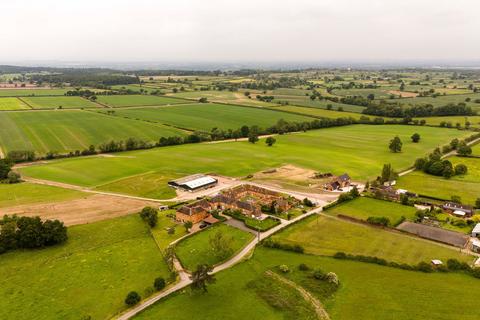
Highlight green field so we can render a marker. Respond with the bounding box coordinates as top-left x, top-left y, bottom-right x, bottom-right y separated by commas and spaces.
0, 97, 30, 110
108, 103, 315, 131
331, 88, 393, 99
0, 182, 86, 208
325, 197, 417, 226
0, 89, 69, 97
271, 215, 472, 264
169, 90, 276, 108
19, 125, 470, 197
134, 247, 479, 320
0, 214, 170, 320
415, 115, 480, 128
176, 223, 254, 271
0, 110, 185, 155
397, 157, 480, 205
395, 93, 480, 109
21, 96, 100, 109
272, 95, 366, 113
272, 105, 365, 119
95, 95, 188, 107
